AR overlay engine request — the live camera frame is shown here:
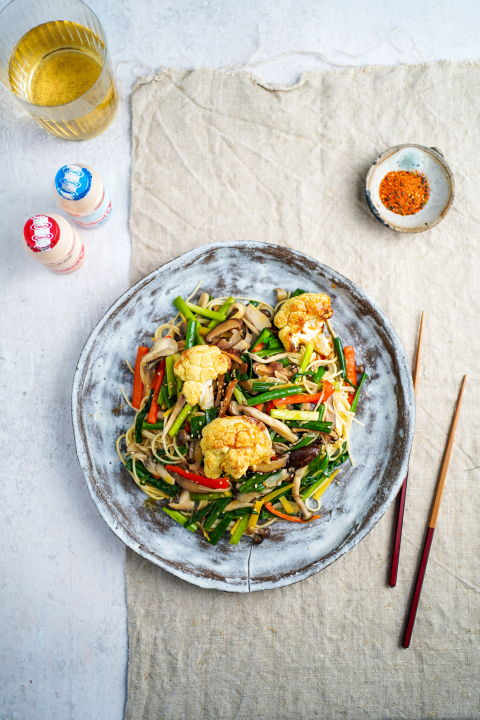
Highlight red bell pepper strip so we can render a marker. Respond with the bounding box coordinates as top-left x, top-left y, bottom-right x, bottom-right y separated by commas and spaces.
264, 502, 320, 523
132, 347, 149, 409
266, 400, 275, 413
252, 342, 264, 352
272, 392, 323, 407
321, 380, 335, 403
343, 346, 357, 404
165, 465, 230, 490
147, 359, 166, 424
